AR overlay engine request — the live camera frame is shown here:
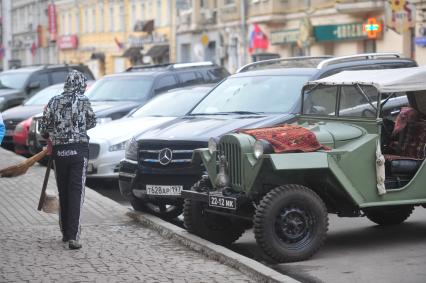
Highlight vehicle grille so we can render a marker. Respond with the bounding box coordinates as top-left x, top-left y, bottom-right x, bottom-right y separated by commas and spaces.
88, 143, 100, 160
218, 136, 242, 188
138, 140, 206, 168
